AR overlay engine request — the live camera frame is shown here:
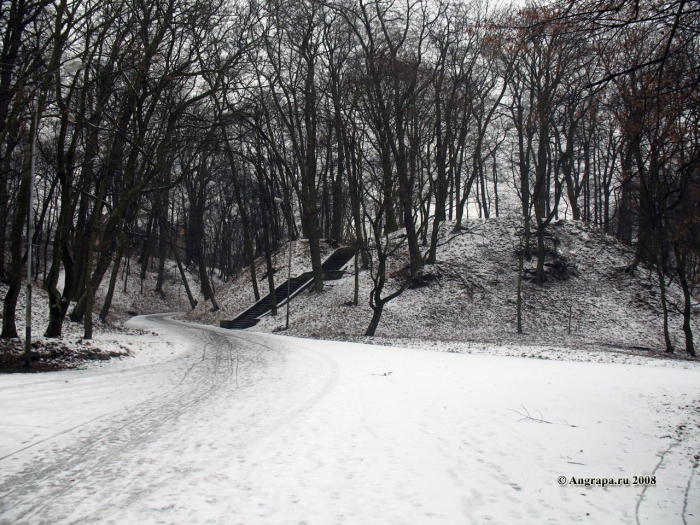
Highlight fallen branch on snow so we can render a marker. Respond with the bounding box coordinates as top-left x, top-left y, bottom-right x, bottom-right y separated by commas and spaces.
509, 405, 553, 424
